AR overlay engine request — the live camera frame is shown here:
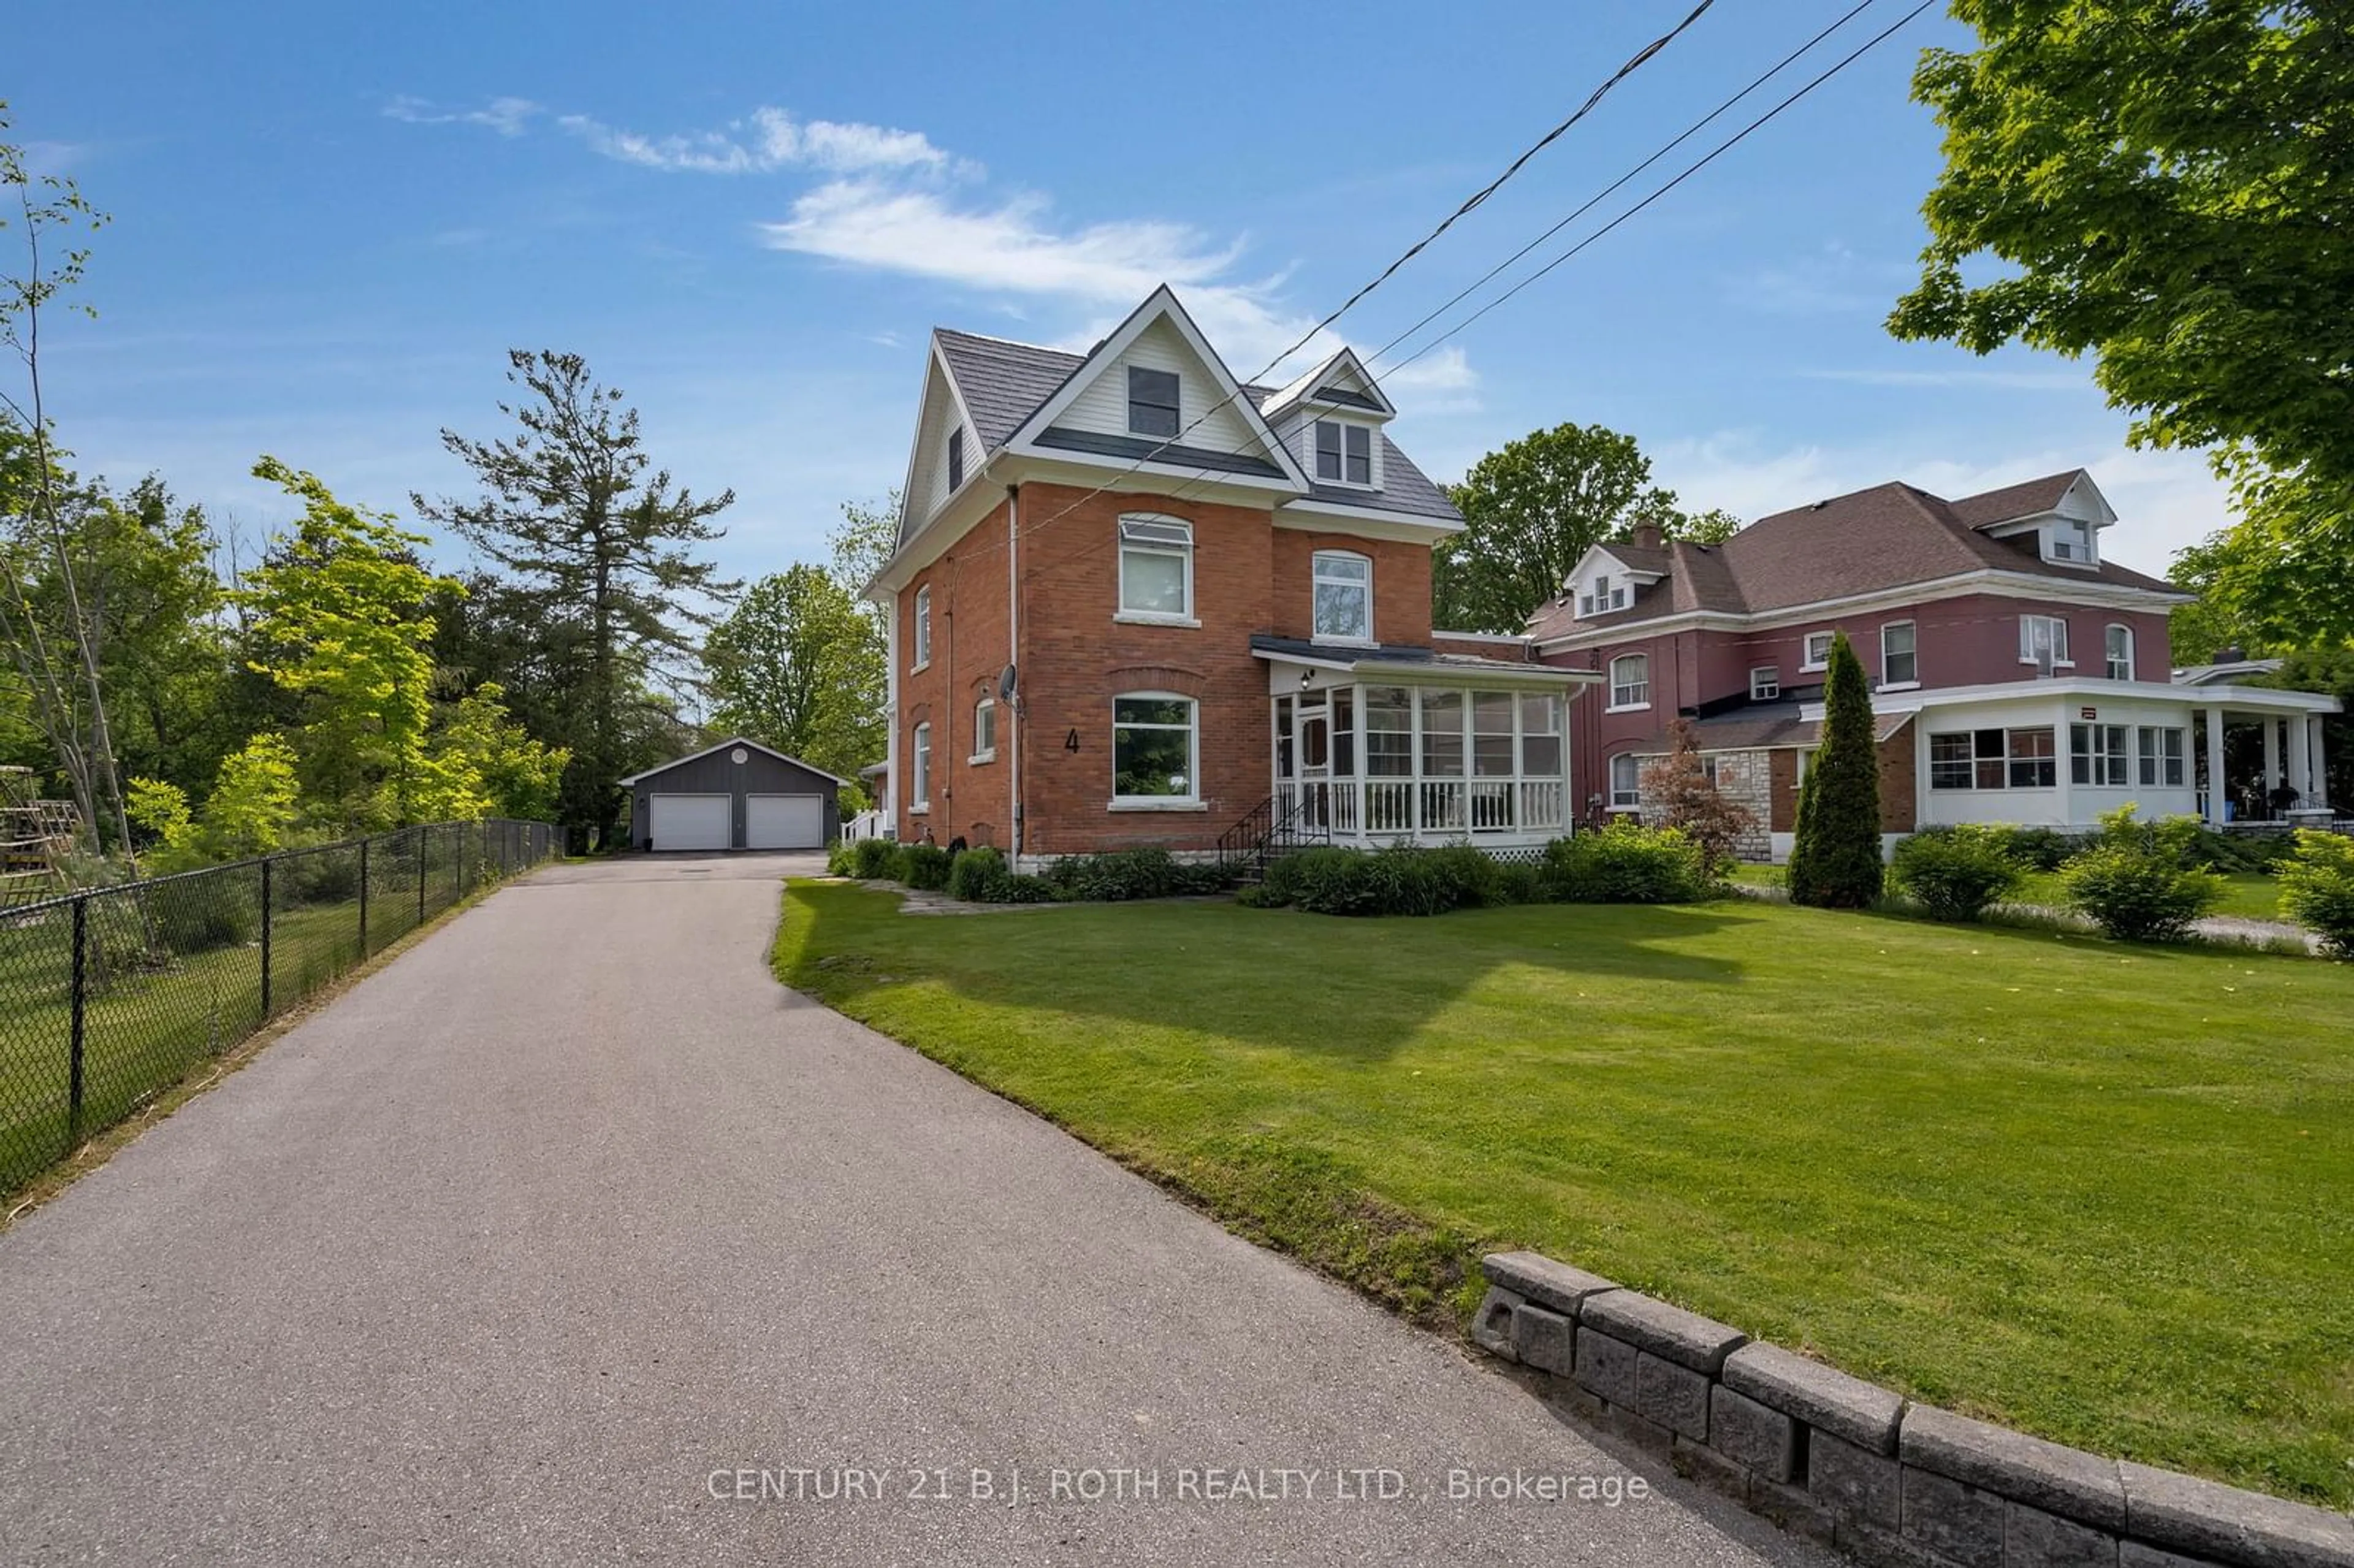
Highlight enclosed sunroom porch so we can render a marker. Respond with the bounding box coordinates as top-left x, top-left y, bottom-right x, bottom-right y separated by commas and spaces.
1249, 636, 1599, 852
